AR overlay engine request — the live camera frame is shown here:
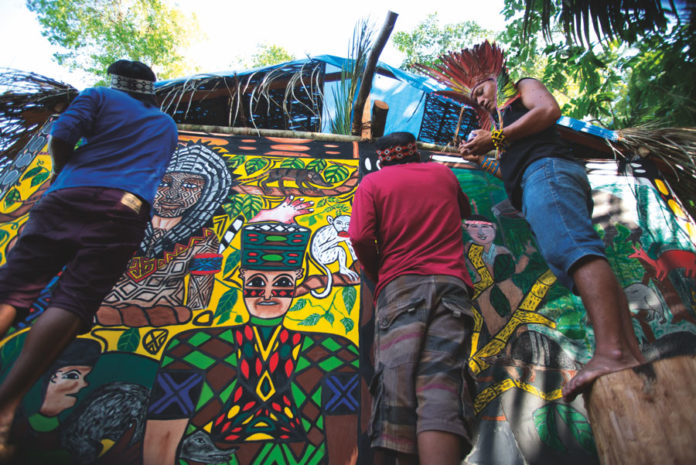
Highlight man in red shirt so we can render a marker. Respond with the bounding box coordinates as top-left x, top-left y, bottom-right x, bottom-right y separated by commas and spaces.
349, 132, 476, 465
